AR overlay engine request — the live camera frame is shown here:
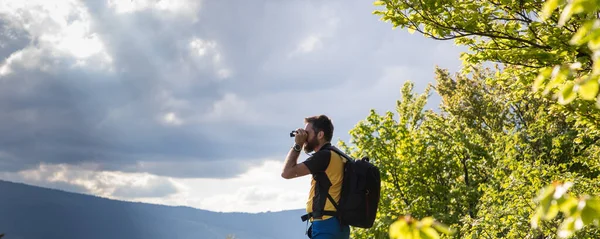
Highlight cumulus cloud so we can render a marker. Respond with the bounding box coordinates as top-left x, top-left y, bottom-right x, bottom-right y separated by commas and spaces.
180, 159, 312, 213
0, 163, 180, 199
0, 158, 309, 213
0, 0, 113, 72
0, 0, 464, 212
